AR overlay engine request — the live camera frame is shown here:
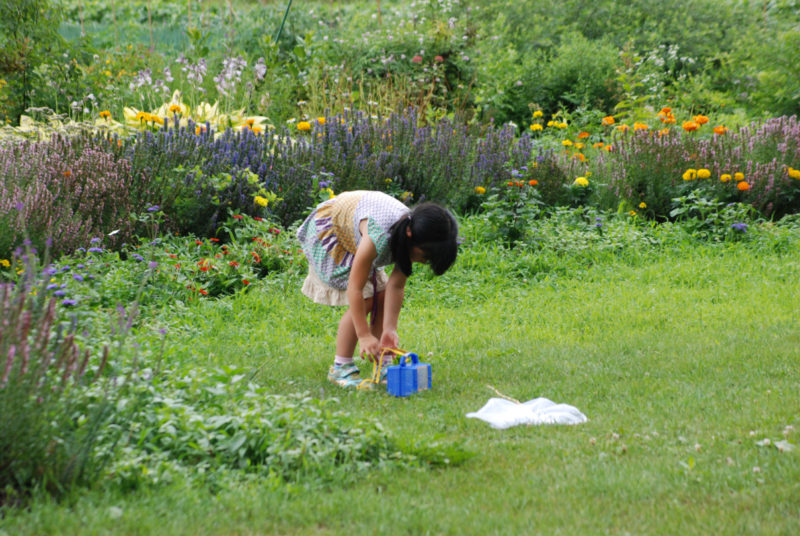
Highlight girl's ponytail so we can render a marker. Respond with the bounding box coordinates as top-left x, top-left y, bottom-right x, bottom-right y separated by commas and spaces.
388, 215, 413, 276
